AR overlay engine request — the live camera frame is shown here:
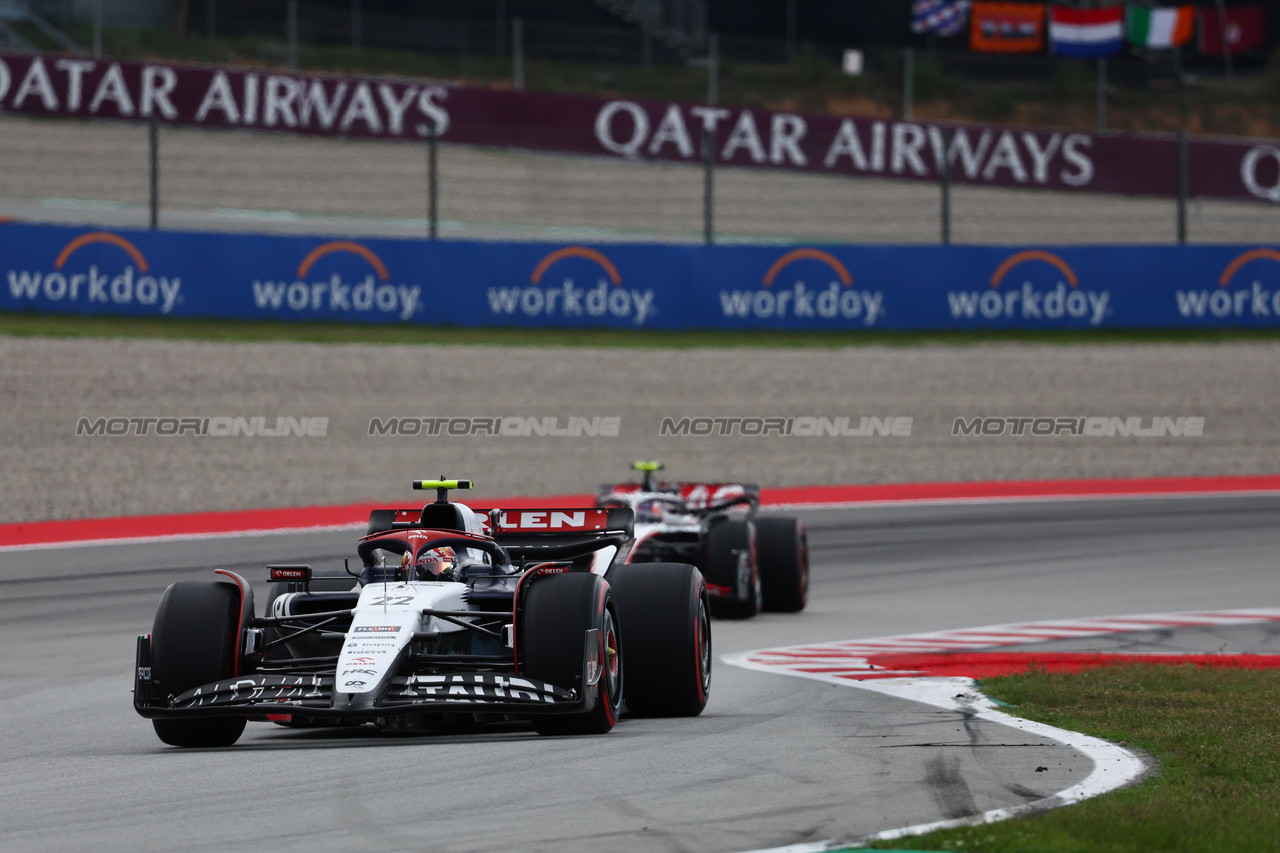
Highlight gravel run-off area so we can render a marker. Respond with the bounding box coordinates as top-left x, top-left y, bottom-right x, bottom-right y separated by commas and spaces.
2, 336, 1277, 522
